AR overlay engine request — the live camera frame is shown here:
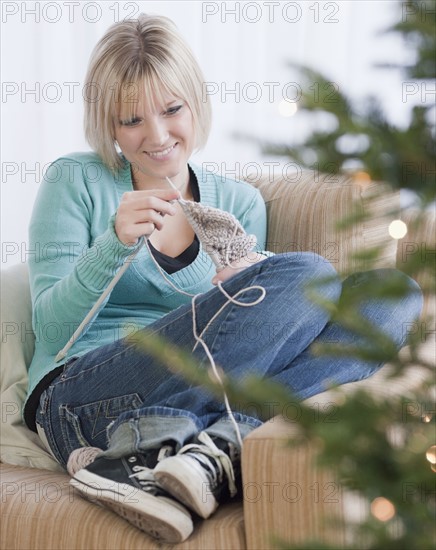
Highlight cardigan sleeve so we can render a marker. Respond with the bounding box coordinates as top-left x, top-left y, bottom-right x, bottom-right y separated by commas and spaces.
28, 158, 141, 355
239, 187, 274, 259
